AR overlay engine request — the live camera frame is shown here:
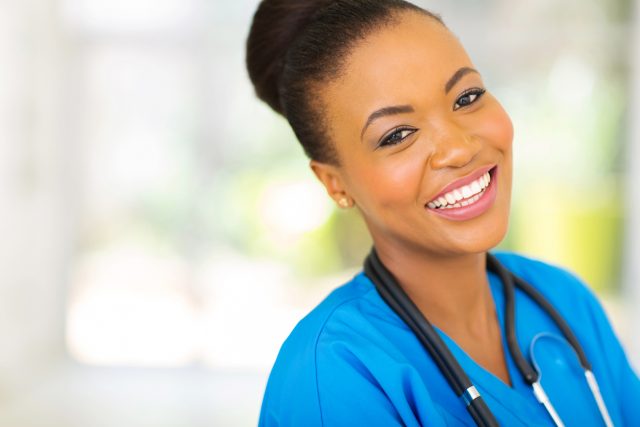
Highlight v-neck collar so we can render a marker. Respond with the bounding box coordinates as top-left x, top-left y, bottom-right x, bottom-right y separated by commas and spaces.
430, 270, 552, 426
